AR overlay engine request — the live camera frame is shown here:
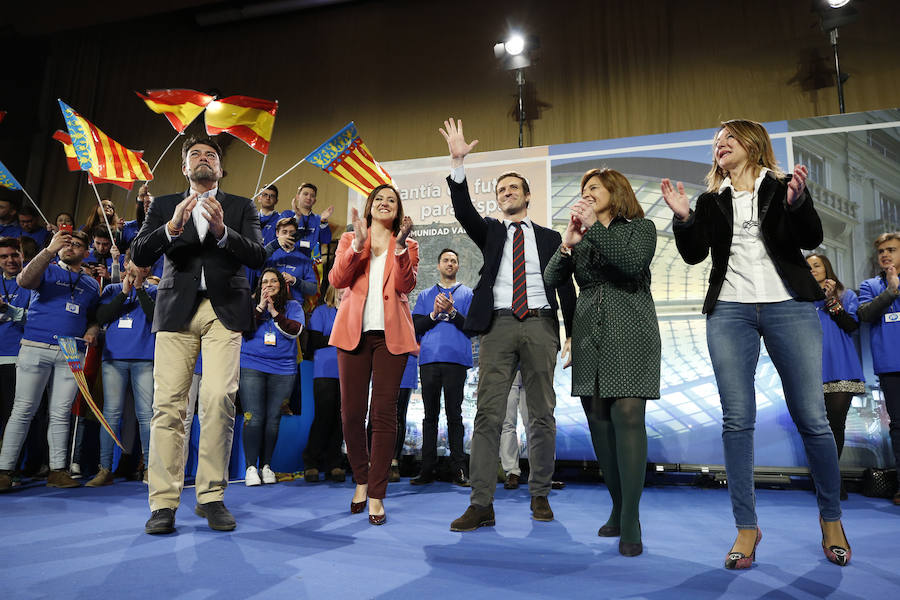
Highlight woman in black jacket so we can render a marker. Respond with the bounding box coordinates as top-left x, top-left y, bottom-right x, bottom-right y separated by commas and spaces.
661, 119, 850, 568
